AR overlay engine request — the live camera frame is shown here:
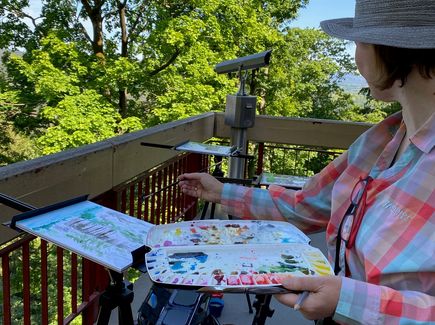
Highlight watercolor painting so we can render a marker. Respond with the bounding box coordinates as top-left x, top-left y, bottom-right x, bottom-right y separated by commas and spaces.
146, 243, 333, 289
146, 220, 310, 247
175, 141, 235, 157
260, 172, 309, 189
15, 201, 154, 272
